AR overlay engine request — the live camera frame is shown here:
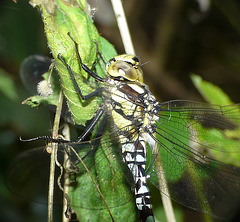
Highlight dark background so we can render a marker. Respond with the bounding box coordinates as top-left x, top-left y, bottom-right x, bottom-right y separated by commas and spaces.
1, 0, 240, 221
